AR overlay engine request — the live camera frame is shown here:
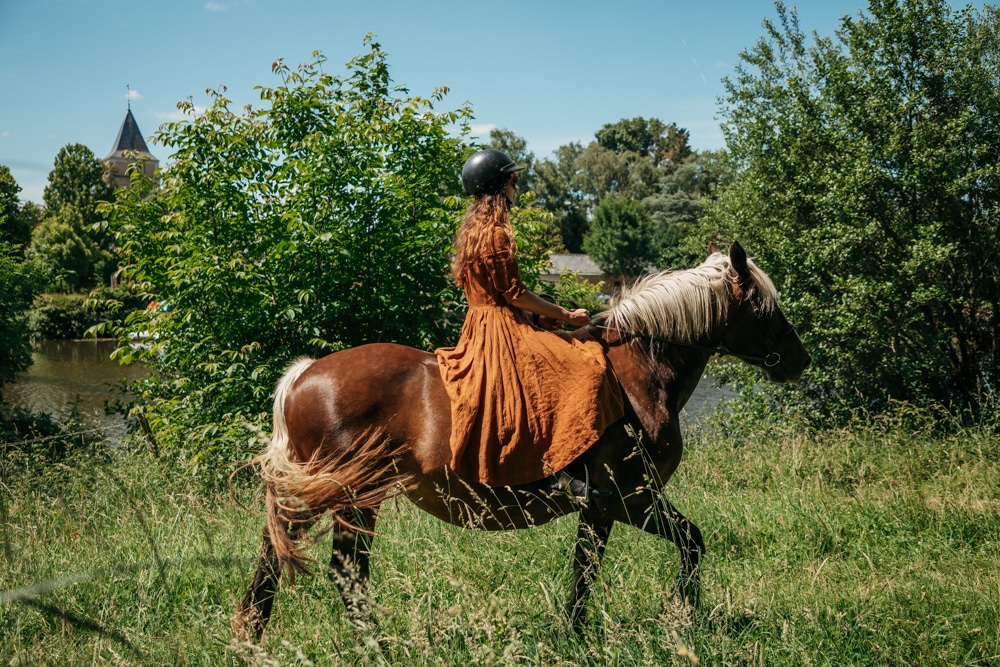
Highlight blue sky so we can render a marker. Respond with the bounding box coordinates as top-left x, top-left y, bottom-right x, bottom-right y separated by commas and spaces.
0, 0, 874, 203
